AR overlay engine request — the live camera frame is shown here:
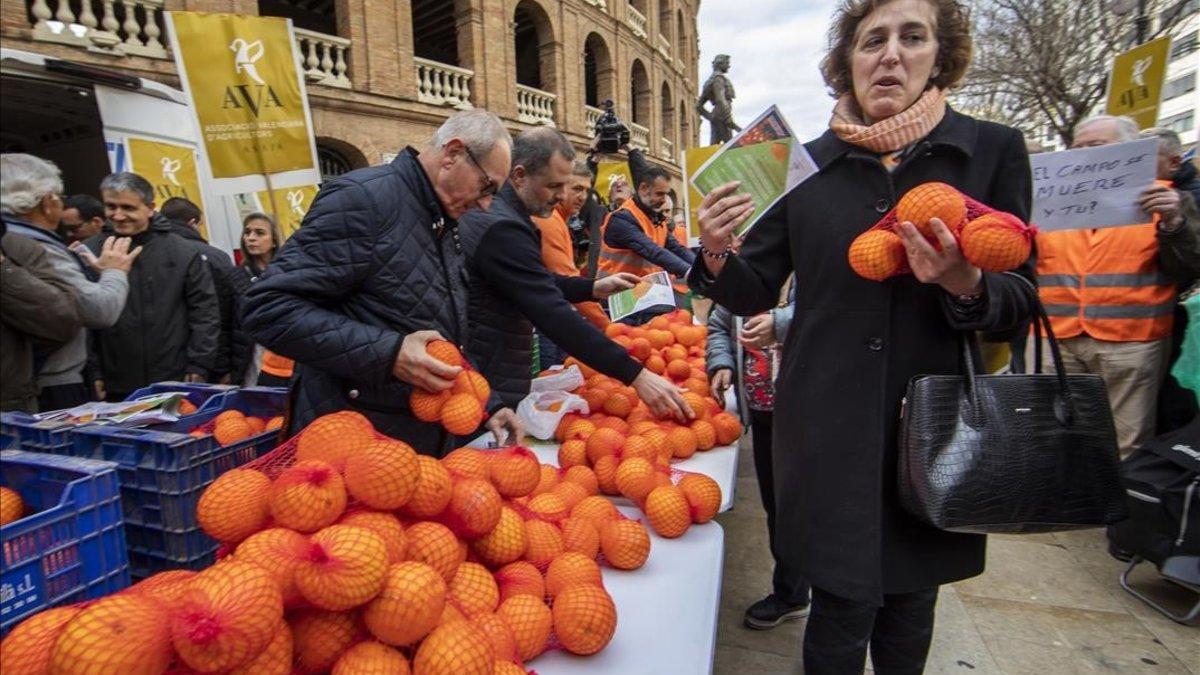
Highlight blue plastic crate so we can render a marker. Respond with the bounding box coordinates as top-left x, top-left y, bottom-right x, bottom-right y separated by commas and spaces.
0, 450, 129, 636
69, 387, 287, 578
